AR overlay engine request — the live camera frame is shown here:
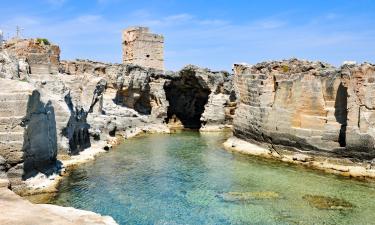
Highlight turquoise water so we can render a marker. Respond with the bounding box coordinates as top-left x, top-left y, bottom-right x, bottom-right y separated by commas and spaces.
50, 131, 375, 225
